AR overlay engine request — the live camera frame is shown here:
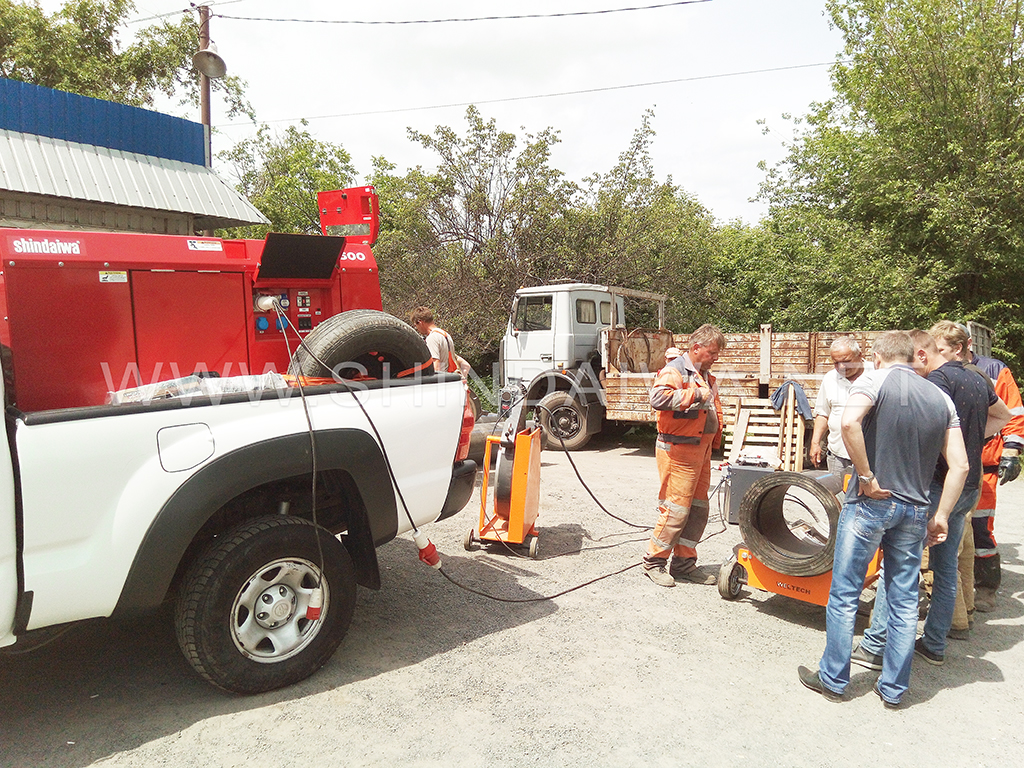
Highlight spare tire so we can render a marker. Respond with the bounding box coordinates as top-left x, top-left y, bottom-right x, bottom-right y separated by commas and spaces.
737, 471, 844, 577
289, 310, 432, 380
